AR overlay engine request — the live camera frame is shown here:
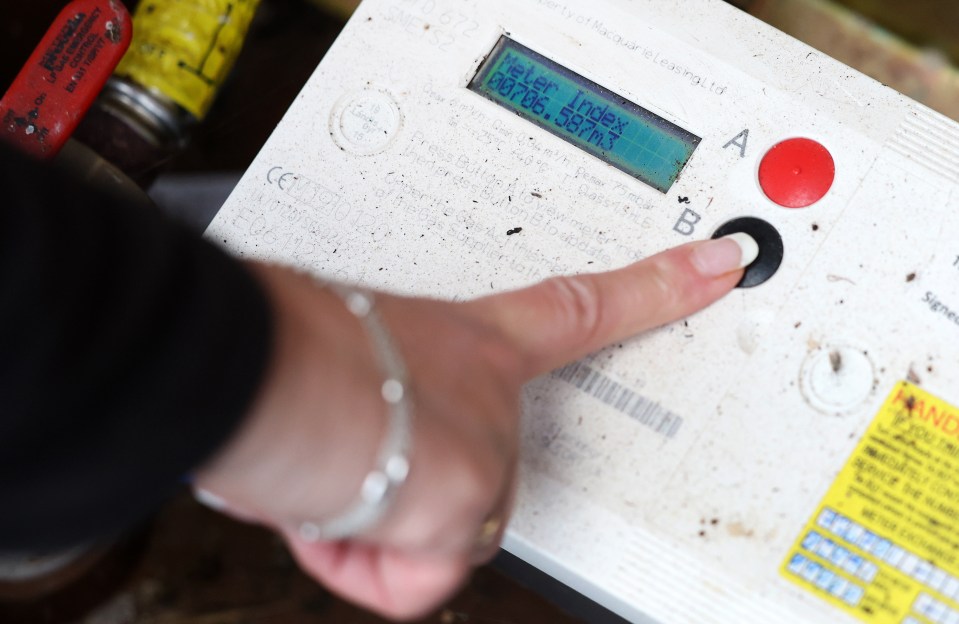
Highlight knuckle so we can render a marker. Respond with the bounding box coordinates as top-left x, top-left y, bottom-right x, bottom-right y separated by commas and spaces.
455, 456, 493, 503
447, 454, 499, 519
540, 274, 605, 346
